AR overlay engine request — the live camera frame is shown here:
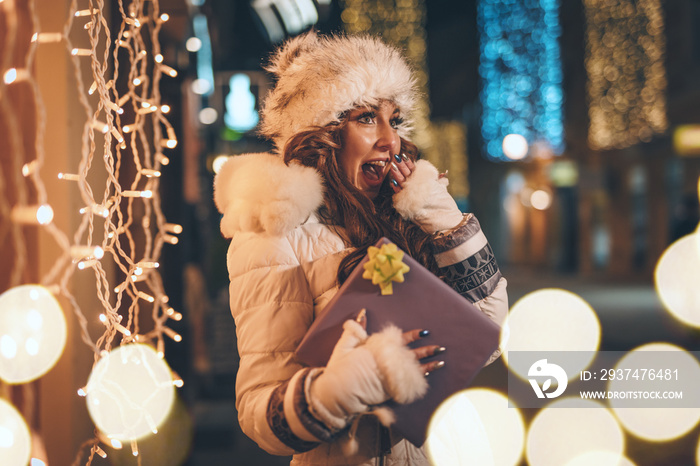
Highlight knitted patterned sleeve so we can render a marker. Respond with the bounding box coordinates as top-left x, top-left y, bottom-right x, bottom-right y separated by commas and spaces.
265, 368, 341, 452
431, 214, 509, 363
